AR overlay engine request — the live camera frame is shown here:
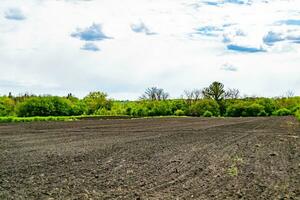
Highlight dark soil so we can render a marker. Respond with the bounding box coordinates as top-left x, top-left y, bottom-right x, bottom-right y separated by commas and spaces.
0, 117, 299, 199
